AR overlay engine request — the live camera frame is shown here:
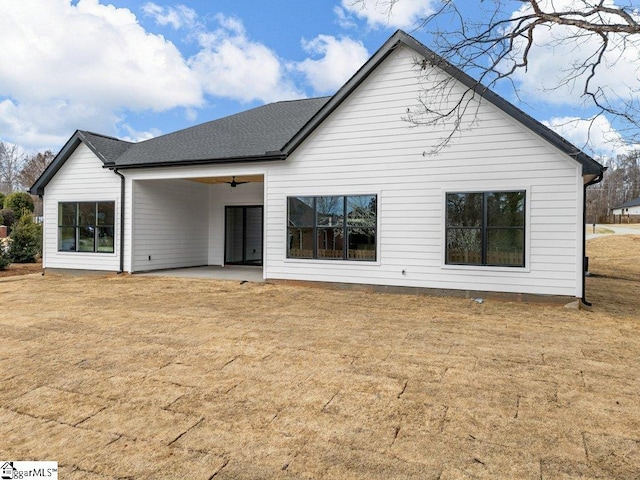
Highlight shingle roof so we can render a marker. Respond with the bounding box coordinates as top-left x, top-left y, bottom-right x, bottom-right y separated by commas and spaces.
29, 97, 329, 194
30, 130, 132, 196
31, 29, 604, 196
114, 97, 330, 168
79, 131, 133, 164
613, 197, 640, 209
